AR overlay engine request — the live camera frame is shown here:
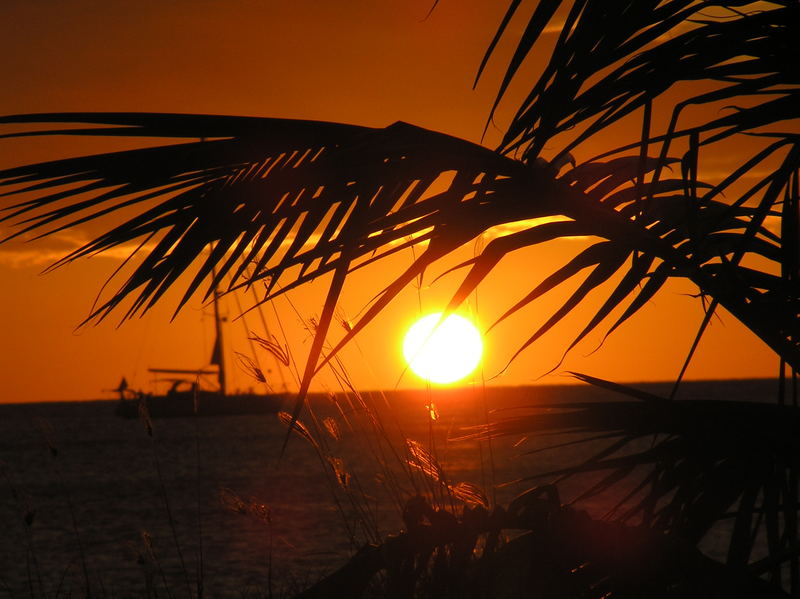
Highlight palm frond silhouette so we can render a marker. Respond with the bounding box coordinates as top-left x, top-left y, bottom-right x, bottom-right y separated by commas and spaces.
1, 1, 799, 596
